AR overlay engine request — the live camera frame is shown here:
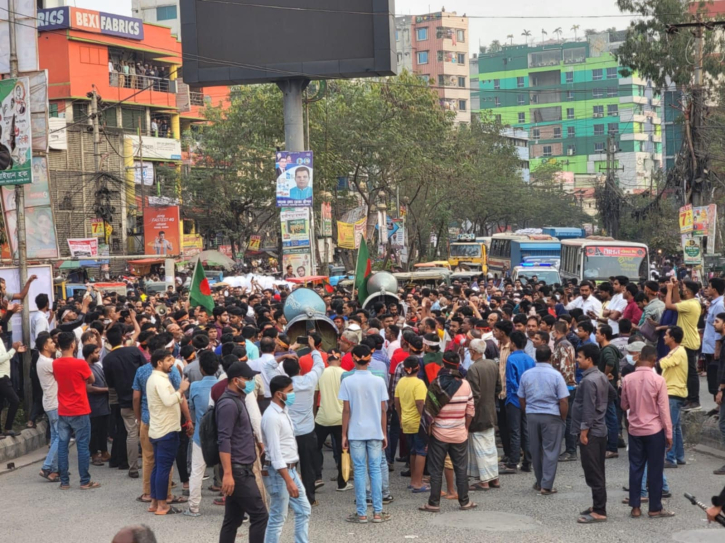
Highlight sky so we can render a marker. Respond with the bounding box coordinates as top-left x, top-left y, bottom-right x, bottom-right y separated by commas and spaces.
81, 0, 639, 48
